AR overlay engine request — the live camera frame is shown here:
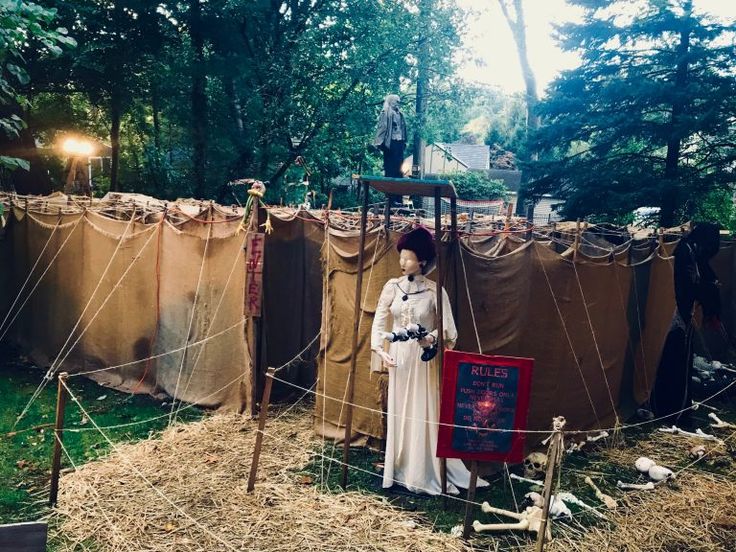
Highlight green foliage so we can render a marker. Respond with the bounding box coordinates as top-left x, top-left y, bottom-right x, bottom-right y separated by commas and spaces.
530, 0, 736, 226
446, 170, 507, 201
691, 188, 736, 234
0, 0, 74, 170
